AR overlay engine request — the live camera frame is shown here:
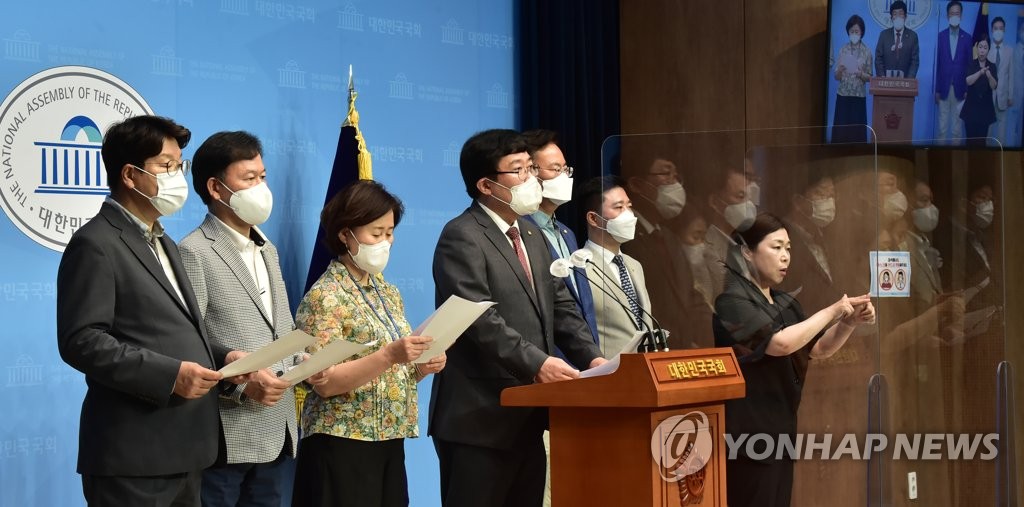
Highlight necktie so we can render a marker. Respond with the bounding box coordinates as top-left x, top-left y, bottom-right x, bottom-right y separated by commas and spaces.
896, 31, 902, 60
506, 226, 533, 288
996, 45, 1001, 67
612, 255, 643, 325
